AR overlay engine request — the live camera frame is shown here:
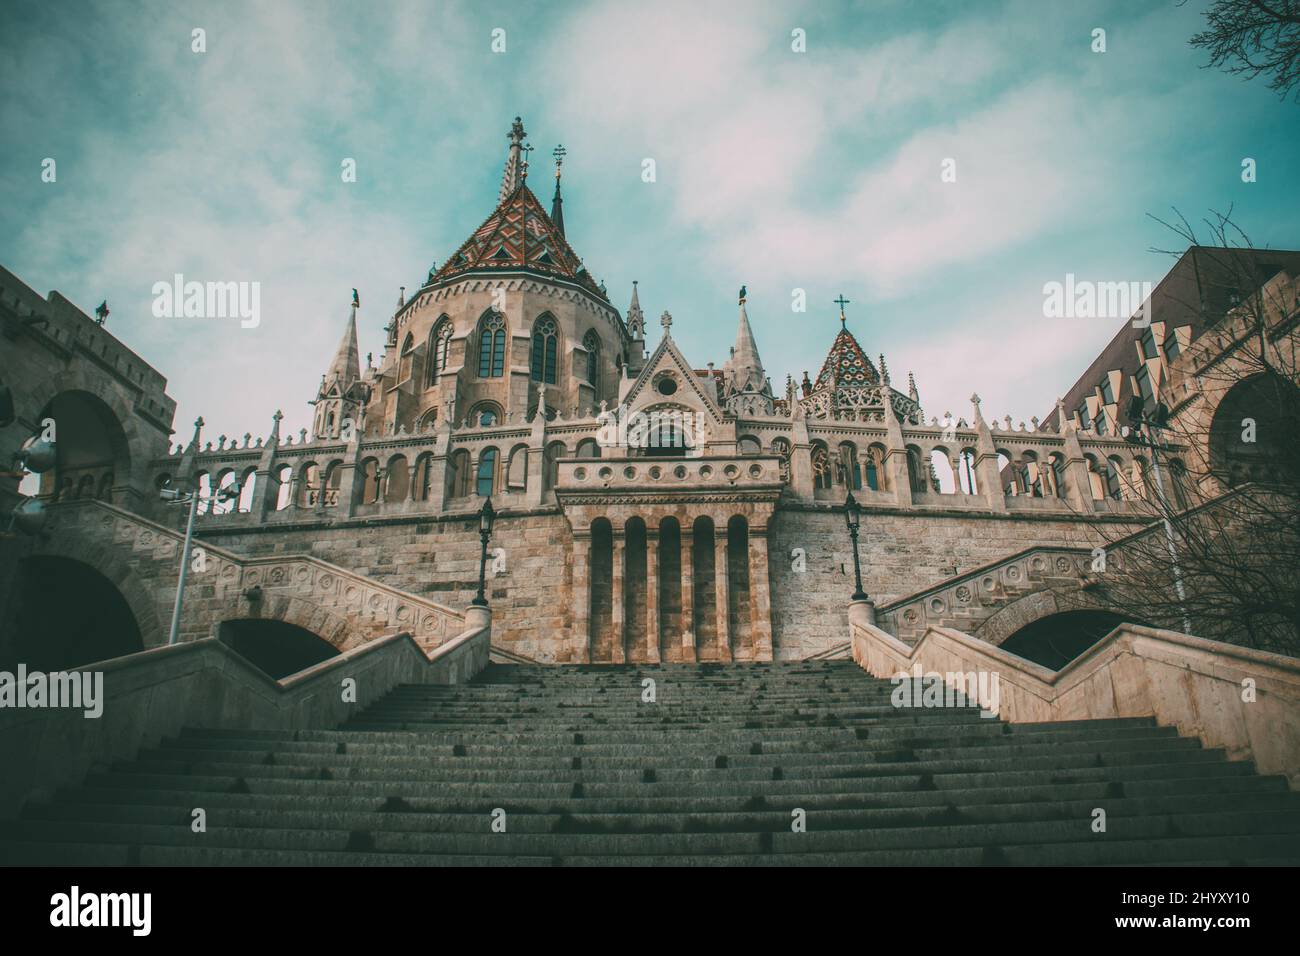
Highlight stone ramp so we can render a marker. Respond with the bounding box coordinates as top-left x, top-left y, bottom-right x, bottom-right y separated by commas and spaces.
3, 661, 1299, 866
